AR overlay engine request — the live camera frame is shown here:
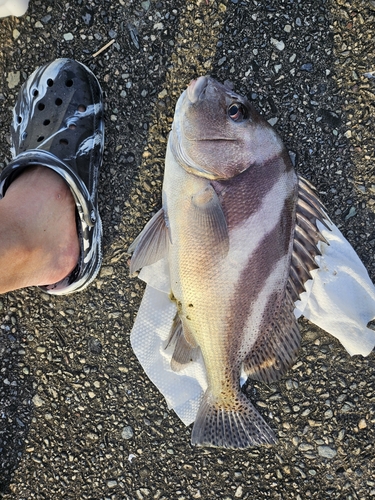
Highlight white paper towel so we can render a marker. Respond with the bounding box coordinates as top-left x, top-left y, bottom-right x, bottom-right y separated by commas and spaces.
0, 0, 28, 17
130, 220, 375, 425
